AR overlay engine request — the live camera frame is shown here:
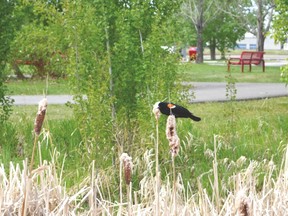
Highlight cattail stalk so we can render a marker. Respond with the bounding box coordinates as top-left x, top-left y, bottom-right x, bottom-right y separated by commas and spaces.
152, 105, 161, 215
172, 154, 177, 215
166, 114, 179, 214
213, 135, 220, 213
21, 160, 29, 216
119, 157, 123, 216
30, 98, 47, 172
